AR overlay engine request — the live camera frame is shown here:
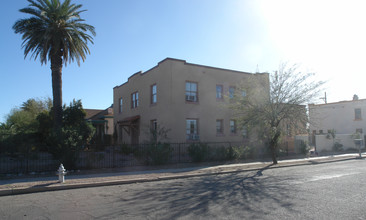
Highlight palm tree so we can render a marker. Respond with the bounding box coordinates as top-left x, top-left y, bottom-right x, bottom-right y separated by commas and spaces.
13, 0, 96, 130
